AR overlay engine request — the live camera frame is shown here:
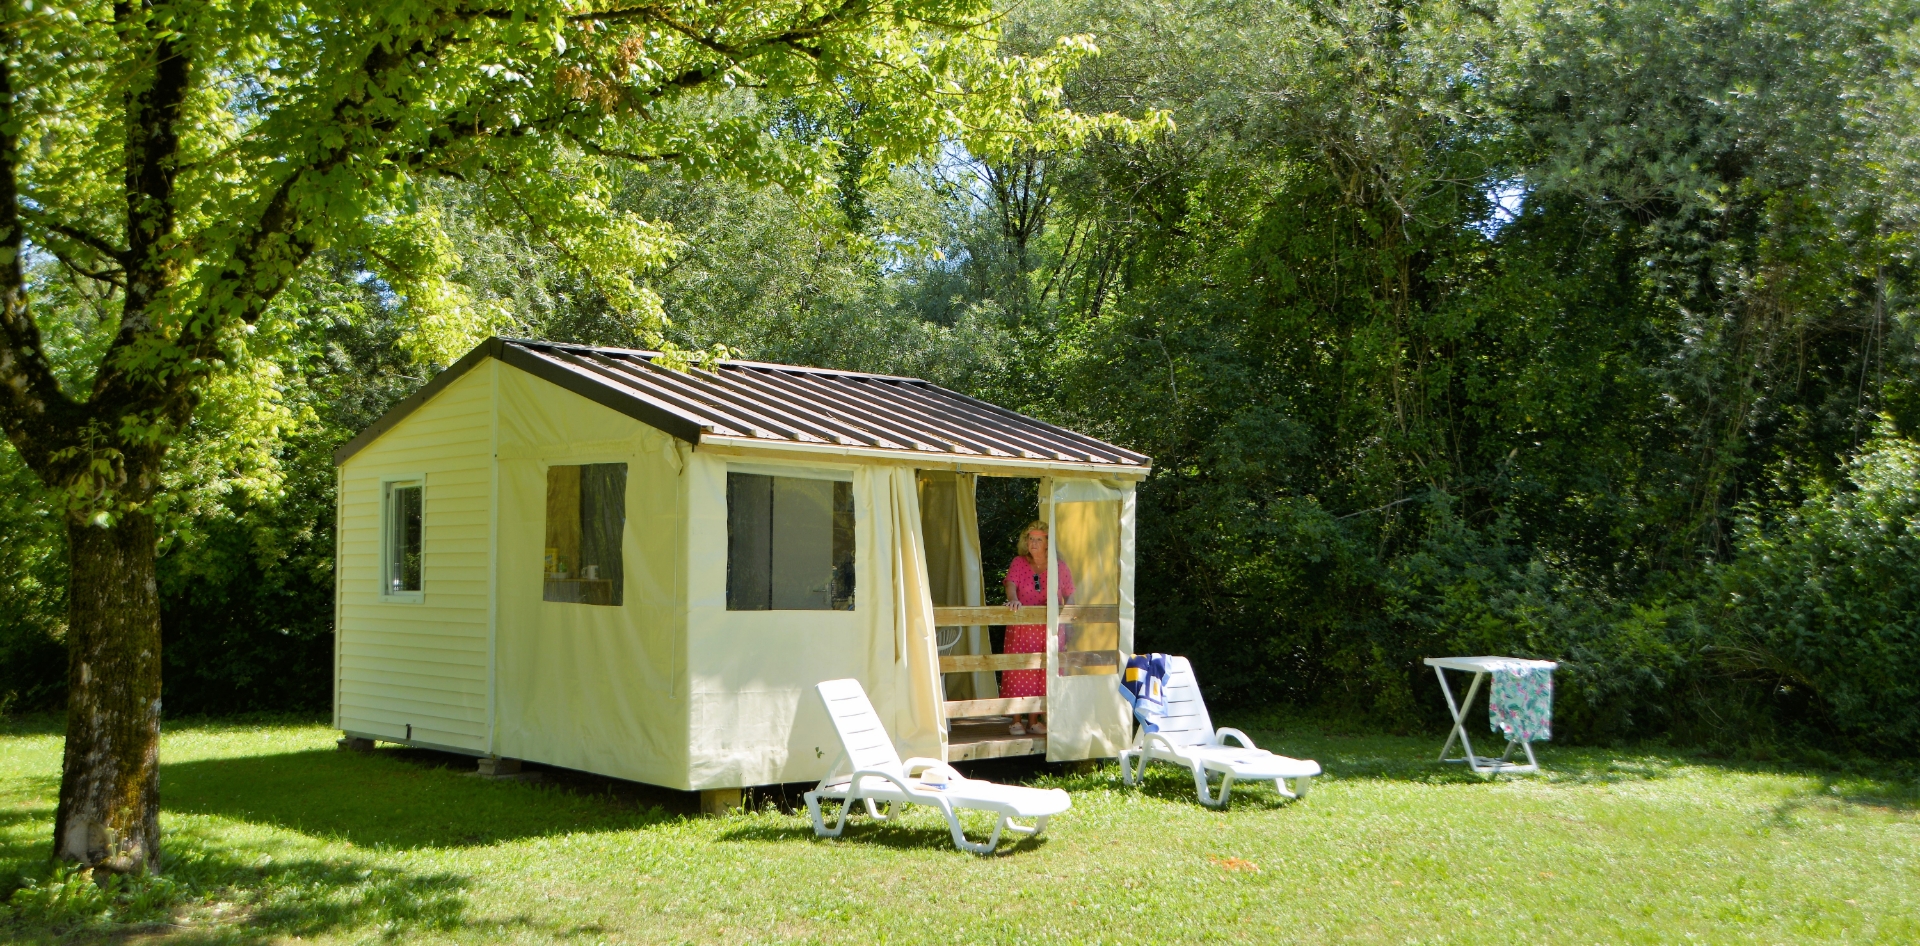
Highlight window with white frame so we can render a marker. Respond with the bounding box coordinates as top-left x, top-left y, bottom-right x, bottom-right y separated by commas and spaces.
384, 481, 424, 596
